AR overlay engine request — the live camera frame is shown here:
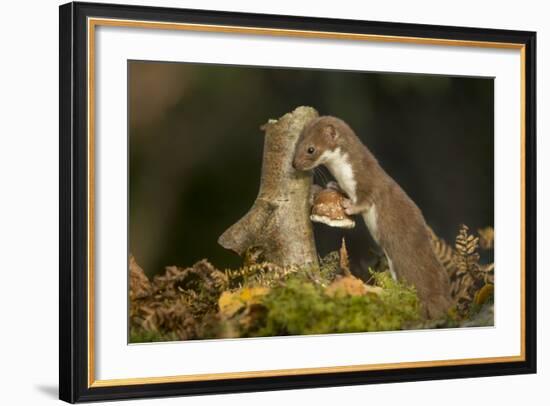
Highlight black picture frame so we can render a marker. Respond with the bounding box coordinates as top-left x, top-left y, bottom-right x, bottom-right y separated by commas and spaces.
59, 1, 537, 403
